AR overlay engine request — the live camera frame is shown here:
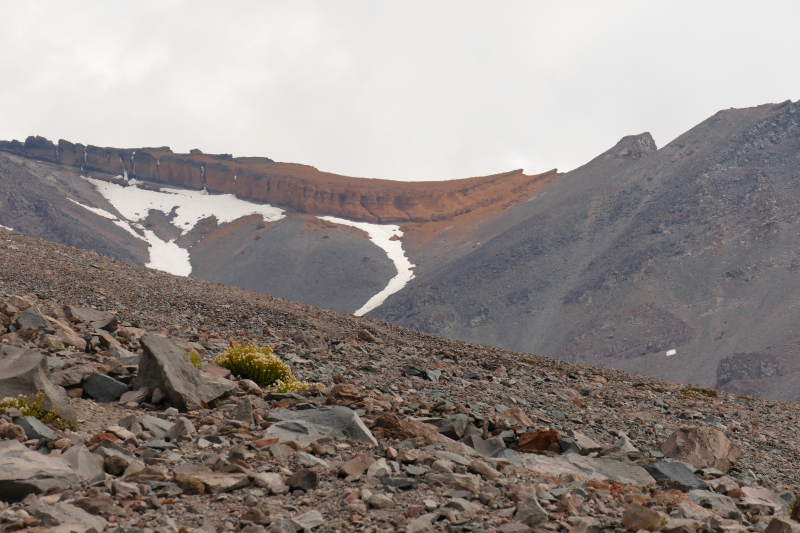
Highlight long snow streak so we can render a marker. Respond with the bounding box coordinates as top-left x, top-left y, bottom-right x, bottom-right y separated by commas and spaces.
319, 216, 415, 316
